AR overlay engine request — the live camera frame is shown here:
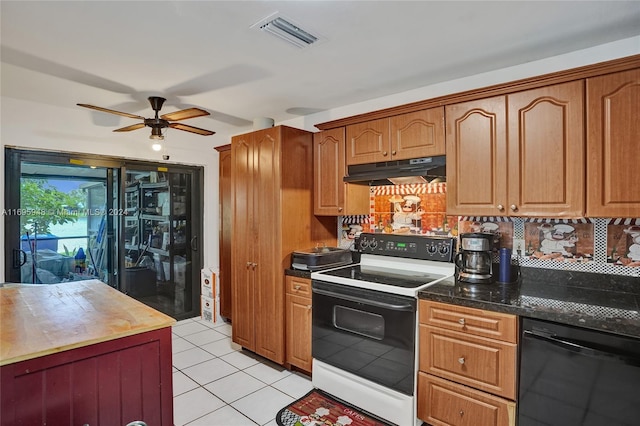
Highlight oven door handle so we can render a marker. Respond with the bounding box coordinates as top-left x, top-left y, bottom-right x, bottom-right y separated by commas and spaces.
313, 287, 415, 312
